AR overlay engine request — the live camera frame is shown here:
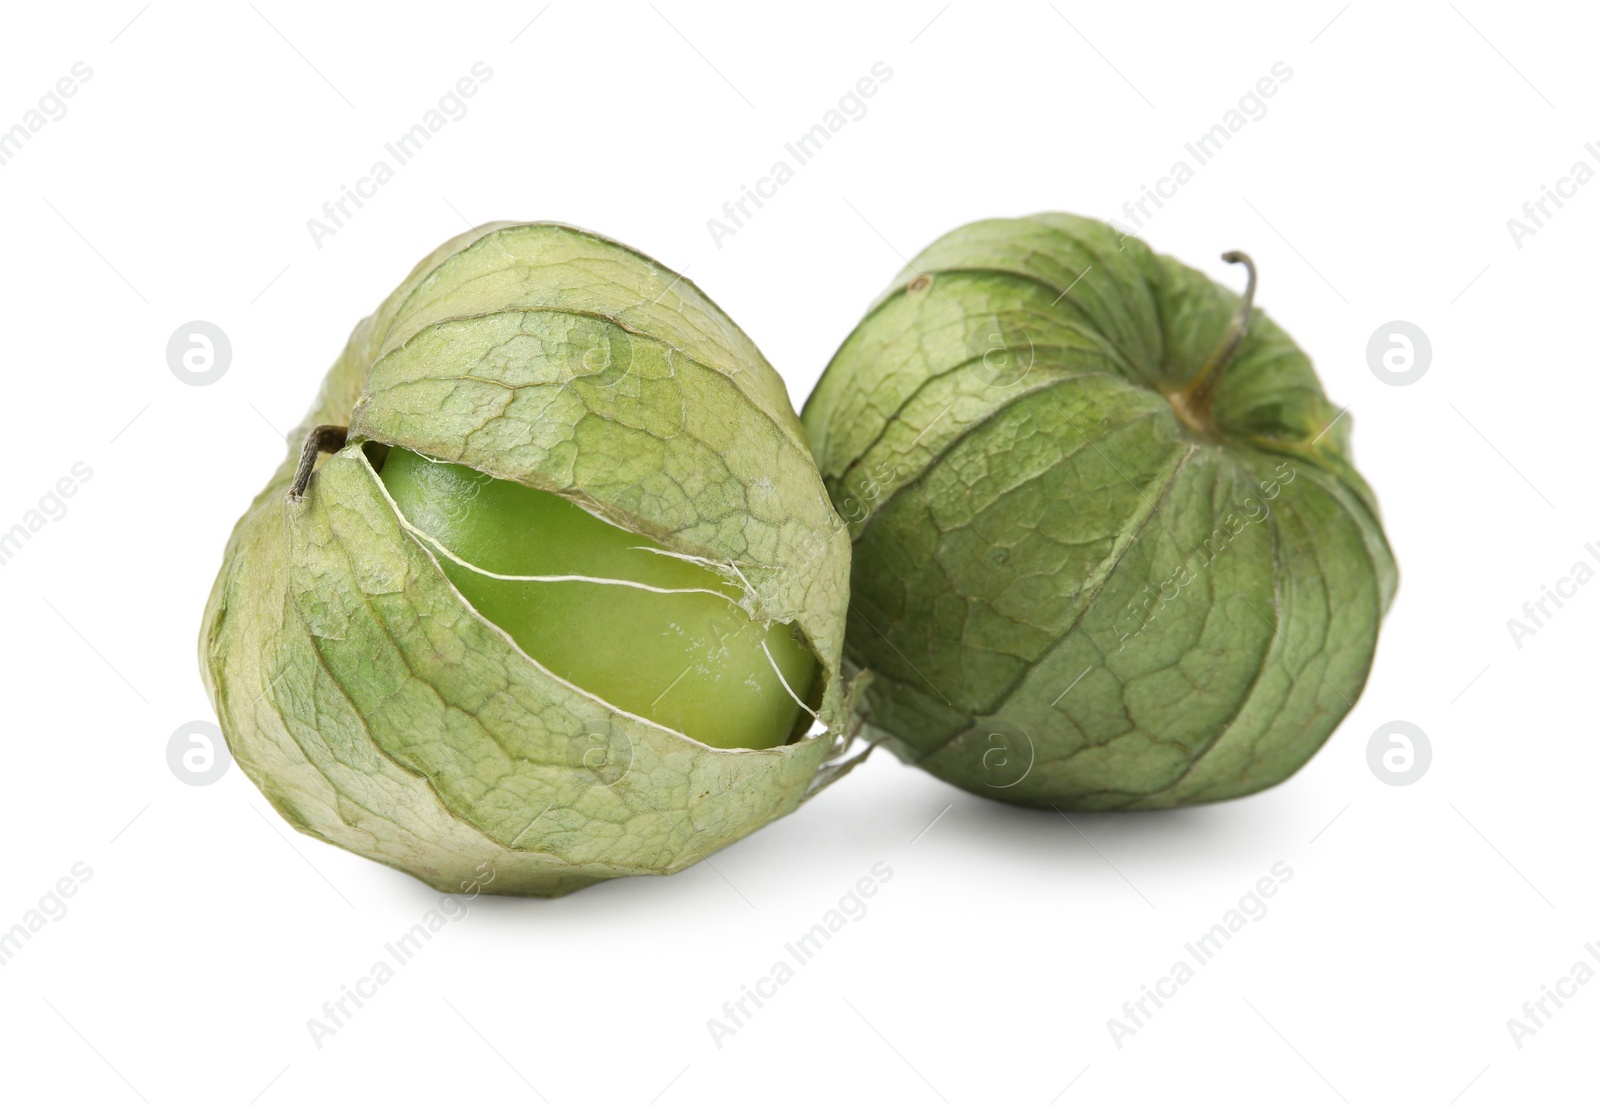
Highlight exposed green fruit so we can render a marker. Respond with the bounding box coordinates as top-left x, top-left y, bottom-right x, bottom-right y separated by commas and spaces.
200, 223, 852, 896
376, 446, 818, 751
802, 214, 1396, 810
